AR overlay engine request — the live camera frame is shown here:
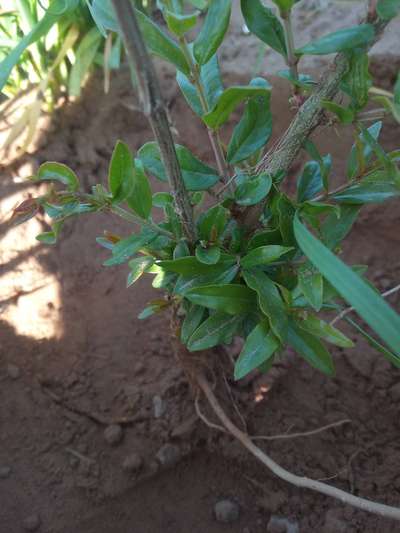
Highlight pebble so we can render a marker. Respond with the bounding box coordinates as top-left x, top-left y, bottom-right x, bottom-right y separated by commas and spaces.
153, 395, 166, 419
103, 424, 123, 446
267, 516, 299, 533
22, 514, 41, 531
214, 499, 240, 524
122, 453, 143, 473
389, 382, 400, 402
0, 466, 11, 479
7, 364, 21, 380
156, 443, 181, 467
